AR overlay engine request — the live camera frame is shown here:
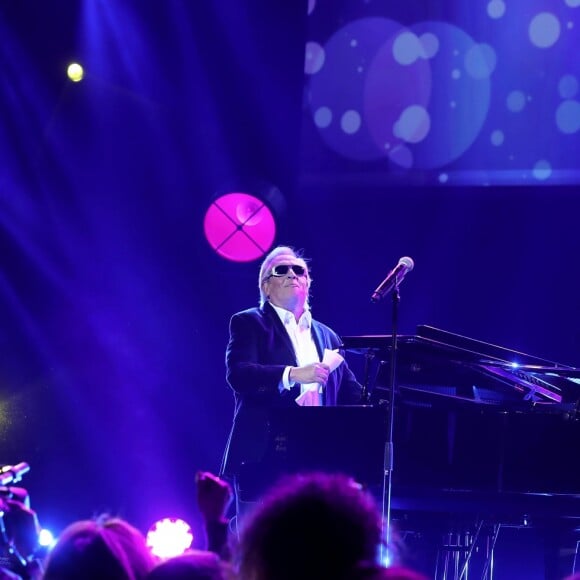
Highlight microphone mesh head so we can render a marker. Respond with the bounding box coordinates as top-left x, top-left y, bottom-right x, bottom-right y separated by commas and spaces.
399, 256, 414, 270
